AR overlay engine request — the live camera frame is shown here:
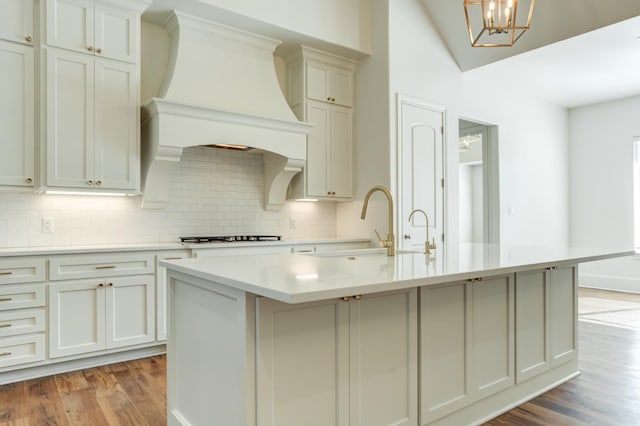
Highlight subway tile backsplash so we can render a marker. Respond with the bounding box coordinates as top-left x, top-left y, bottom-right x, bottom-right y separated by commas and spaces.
0, 147, 336, 248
